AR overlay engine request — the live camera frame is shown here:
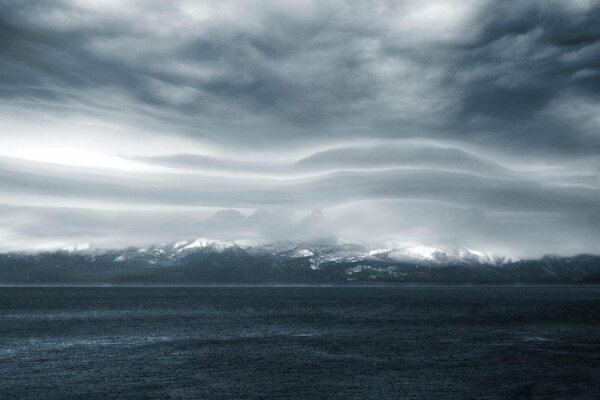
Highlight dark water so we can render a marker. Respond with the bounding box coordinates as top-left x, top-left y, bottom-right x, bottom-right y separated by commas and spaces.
1, 287, 599, 399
